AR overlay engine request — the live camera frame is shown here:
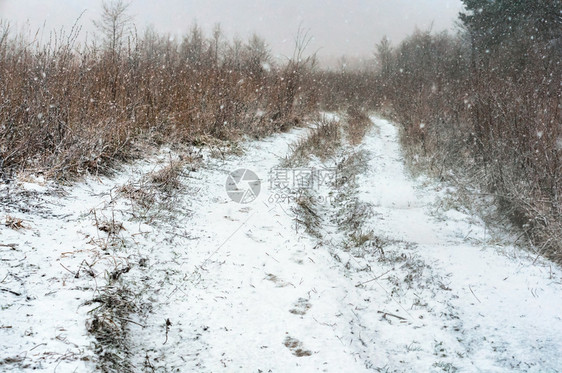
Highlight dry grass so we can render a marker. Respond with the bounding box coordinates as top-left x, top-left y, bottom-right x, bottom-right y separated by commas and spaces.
148, 161, 185, 193
86, 283, 138, 373
4, 215, 26, 230
292, 191, 322, 238
0, 21, 317, 181
85, 203, 143, 372
117, 184, 156, 212
344, 106, 372, 145
283, 117, 342, 167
